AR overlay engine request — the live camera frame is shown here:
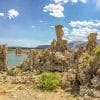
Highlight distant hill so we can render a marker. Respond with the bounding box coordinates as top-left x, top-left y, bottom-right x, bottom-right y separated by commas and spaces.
8, 46, 34, 49
35, 45, 50, 49
35, 39, 100, 50
8, 40, 100, 50
70, 39, 100, 49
